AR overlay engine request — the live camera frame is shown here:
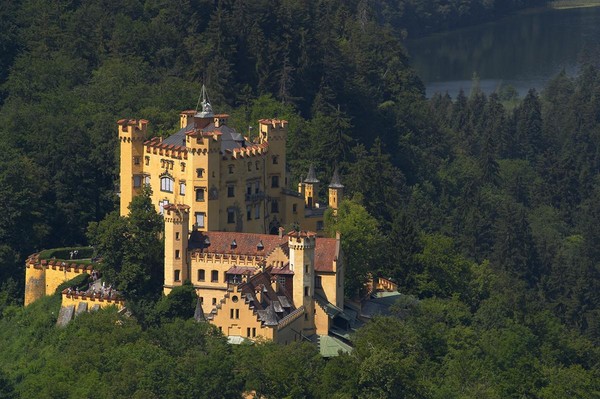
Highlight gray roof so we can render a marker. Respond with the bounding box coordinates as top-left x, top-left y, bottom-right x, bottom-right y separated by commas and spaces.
304, 164, 320, 183
329, 166, 344, 188
161, 121, 249, 152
